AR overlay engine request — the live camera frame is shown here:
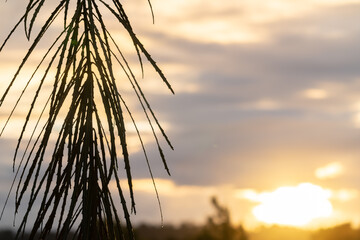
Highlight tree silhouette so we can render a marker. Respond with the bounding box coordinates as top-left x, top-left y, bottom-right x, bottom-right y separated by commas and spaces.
0, 1, 173, 239
195, 197, 248, 240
